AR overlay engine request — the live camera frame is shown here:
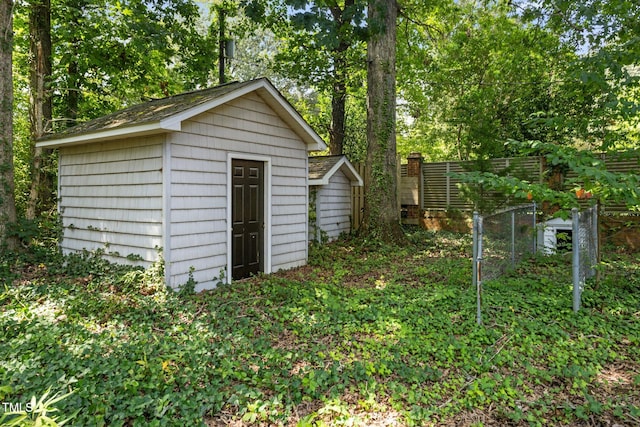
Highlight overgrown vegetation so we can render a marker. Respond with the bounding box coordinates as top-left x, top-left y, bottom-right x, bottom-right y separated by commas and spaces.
1, 230, 639, 426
